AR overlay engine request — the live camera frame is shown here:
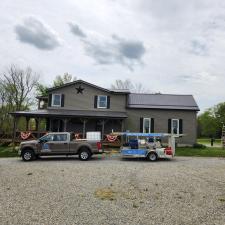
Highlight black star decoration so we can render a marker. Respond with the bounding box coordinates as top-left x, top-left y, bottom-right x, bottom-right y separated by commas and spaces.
76, 85, 84, 94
